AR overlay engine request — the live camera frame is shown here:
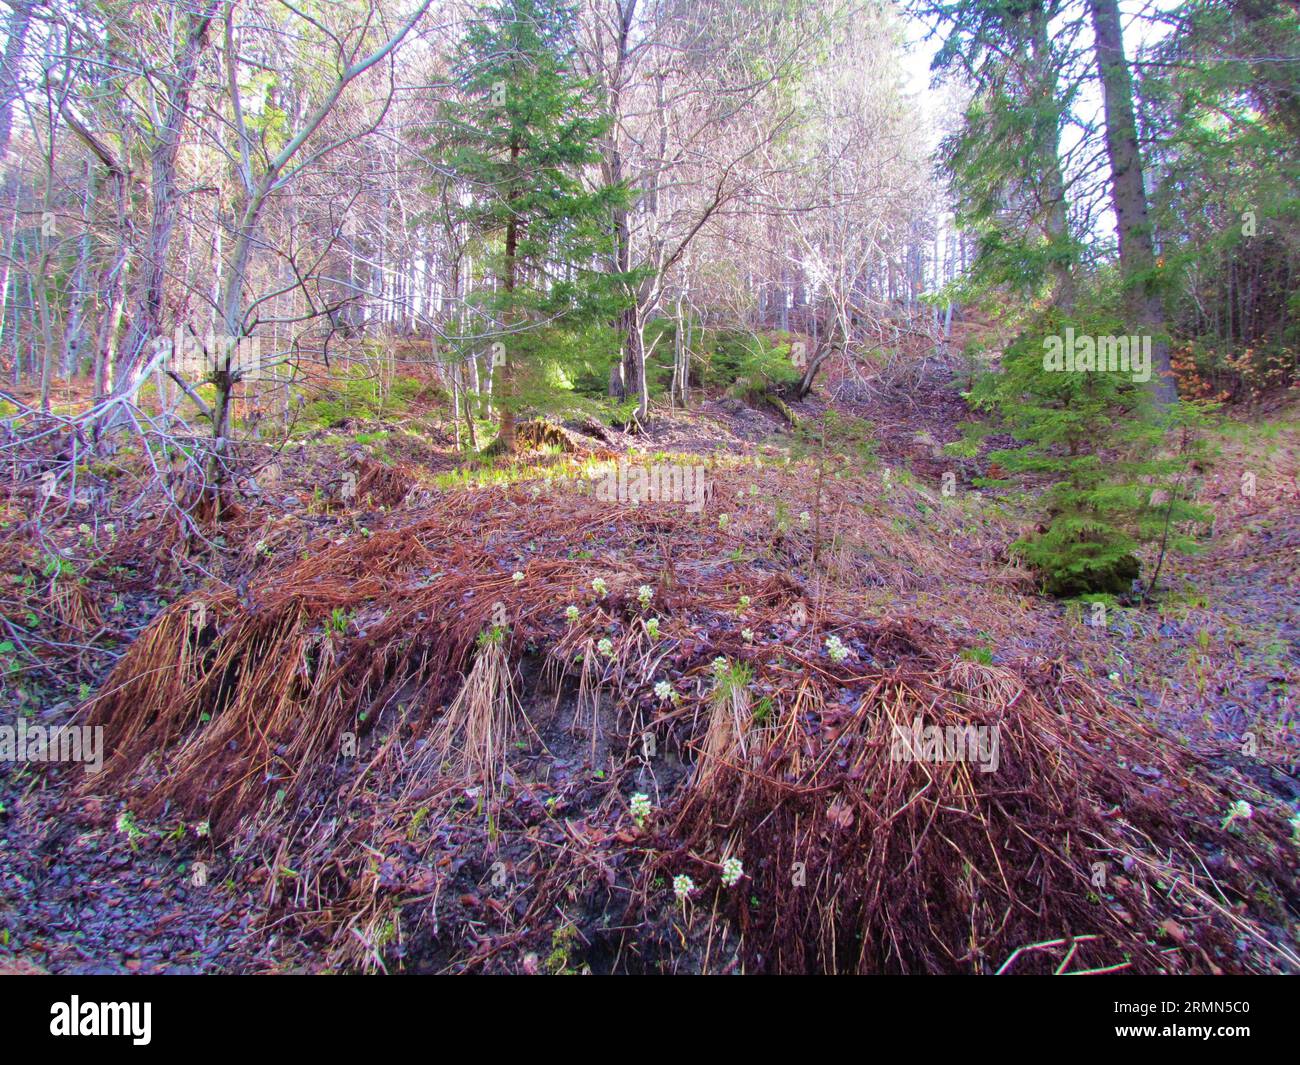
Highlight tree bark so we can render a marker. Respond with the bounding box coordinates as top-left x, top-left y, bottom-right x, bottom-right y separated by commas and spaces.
1089, 0, 1176, 404
1029, 2, 1075, 312
111, 2, 220, 413
0, 1, 34, 162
